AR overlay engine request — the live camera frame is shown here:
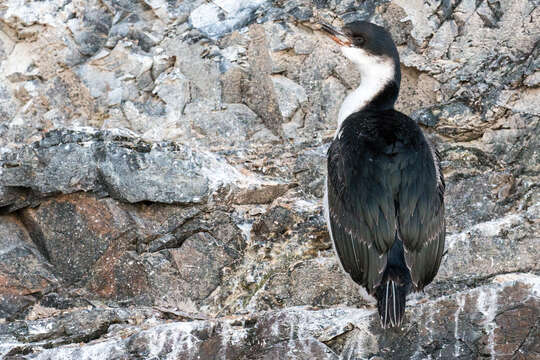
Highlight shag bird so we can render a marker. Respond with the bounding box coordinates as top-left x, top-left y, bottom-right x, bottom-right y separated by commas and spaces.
321, 21, 445, 328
